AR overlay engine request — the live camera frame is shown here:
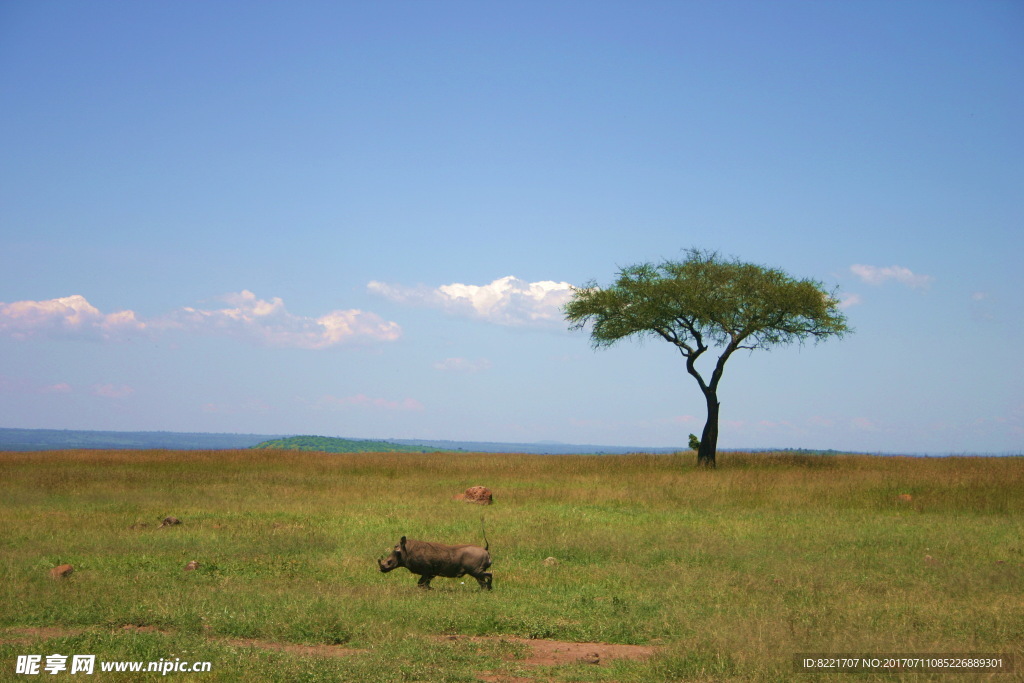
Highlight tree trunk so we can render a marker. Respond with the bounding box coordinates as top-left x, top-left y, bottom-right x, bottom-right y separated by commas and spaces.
697, 391, 719, 467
